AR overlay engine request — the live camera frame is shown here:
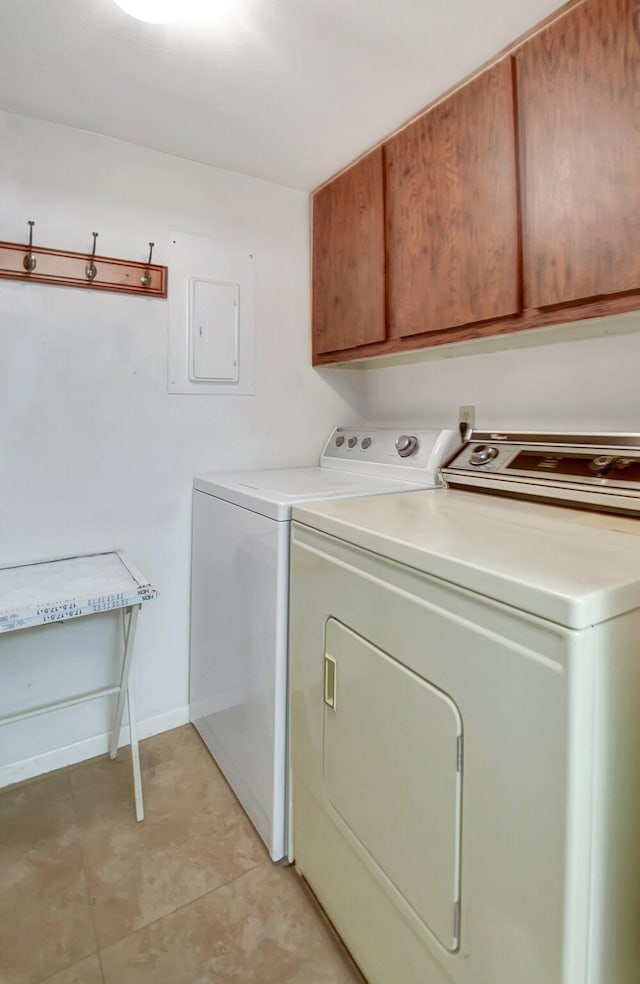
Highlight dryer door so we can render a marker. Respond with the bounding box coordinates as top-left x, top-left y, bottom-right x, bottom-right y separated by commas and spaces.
323, 618, 463, 952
